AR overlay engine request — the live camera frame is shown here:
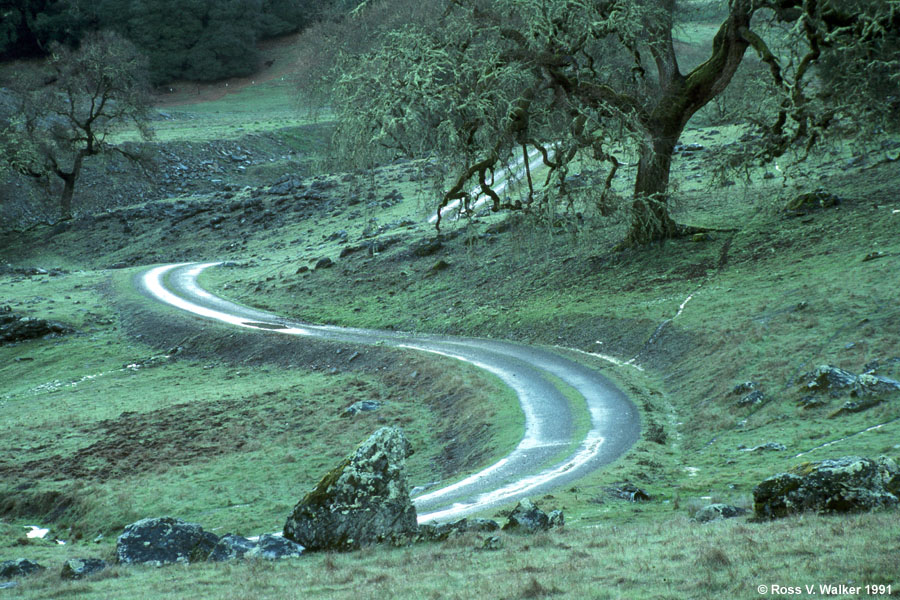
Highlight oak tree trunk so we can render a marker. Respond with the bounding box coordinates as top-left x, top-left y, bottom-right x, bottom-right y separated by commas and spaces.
626, 132, 681, 245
